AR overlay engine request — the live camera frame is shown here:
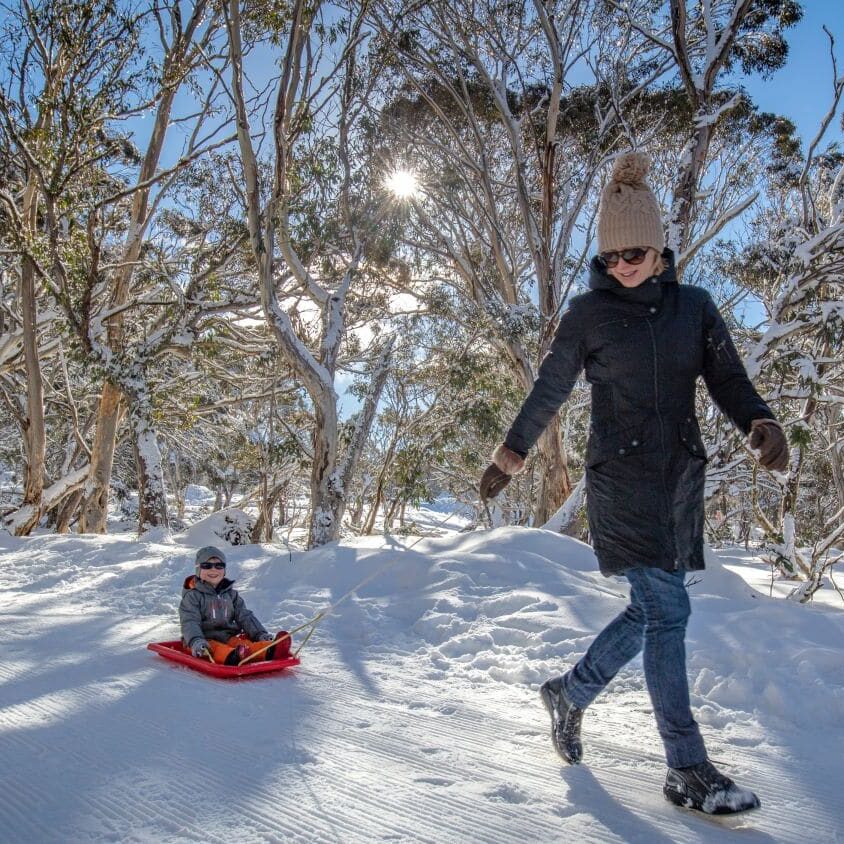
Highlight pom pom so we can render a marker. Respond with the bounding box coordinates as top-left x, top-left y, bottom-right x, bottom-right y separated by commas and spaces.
611, 152, 650, 187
